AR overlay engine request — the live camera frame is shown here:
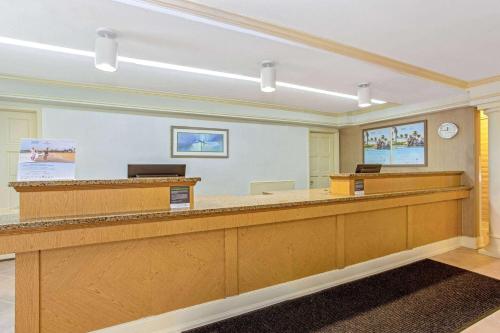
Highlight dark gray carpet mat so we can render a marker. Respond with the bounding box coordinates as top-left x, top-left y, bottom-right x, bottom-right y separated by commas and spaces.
185, 259, 500, 333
